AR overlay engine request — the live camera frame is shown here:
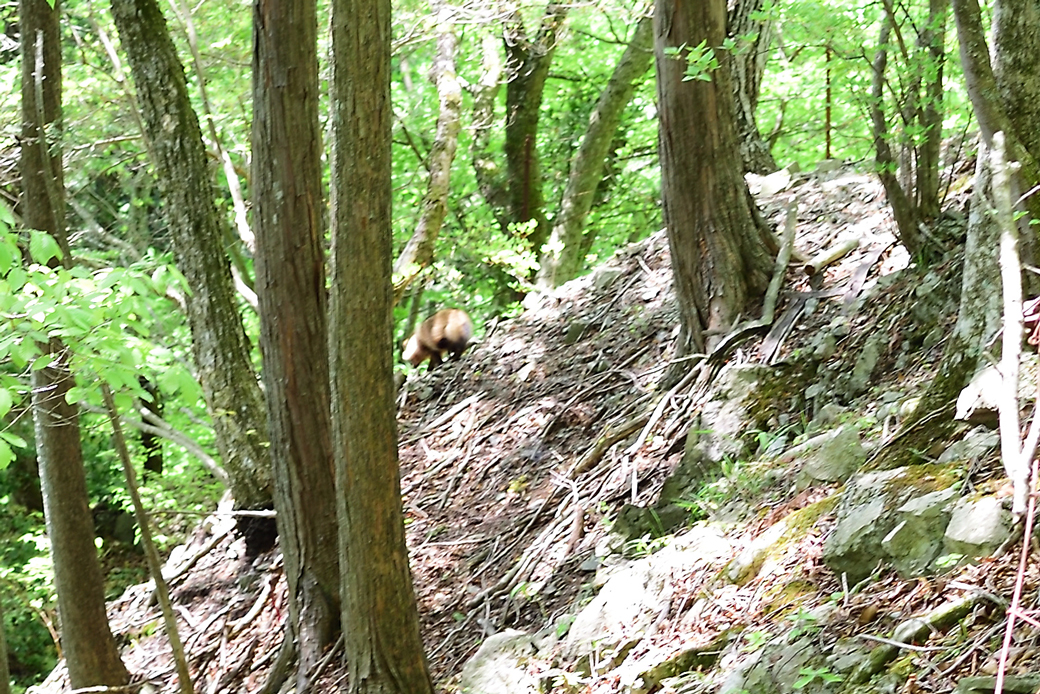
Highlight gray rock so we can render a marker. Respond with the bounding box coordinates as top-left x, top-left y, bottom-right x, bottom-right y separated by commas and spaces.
459, 630, 540, 694
938, 427, 1000, 464
850, 334, 885, 395
565, 526, 731, 658
881, 487, 959, 577
794, 426, 866, 489
823, 468, 939, 584
943, 496, 1011, 563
